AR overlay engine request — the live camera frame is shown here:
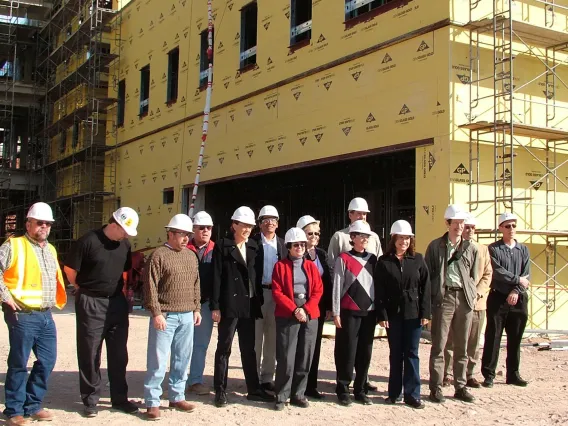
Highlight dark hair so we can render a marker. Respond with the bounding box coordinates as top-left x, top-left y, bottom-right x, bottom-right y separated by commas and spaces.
109, 216, 118, 225
386, 234, 416, 256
